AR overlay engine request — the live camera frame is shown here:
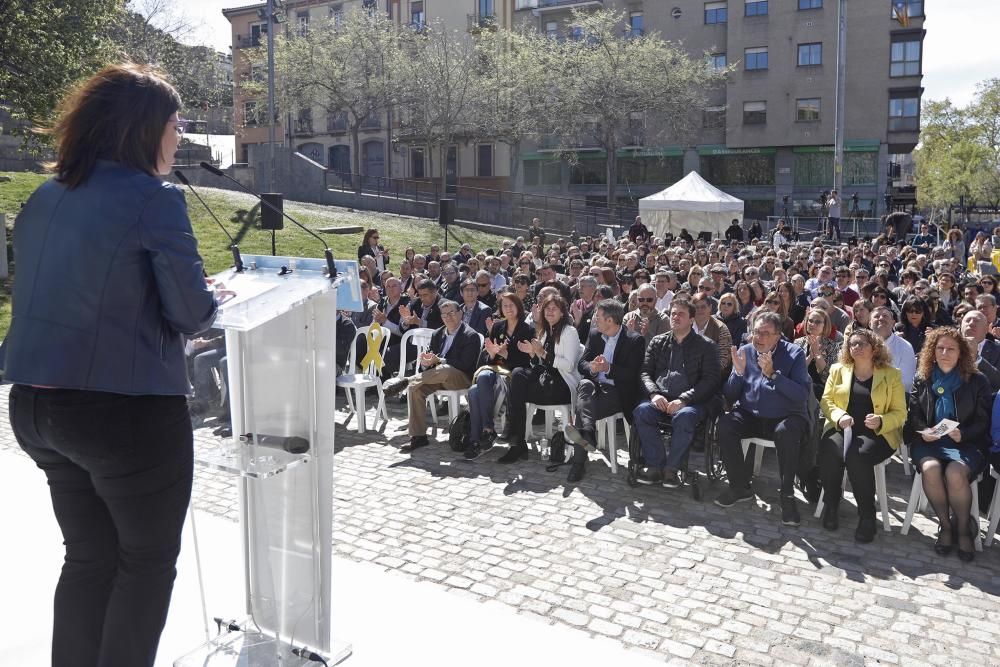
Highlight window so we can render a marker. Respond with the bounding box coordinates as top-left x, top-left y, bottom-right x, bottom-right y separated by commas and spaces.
798, 0, 822, 8
745, 0, 768, 17
628, 112, 645, 145
326, 111, 347, 133
889, 92, 920, 131
243, 101, 259, 126
629, 11, 644, 37
703, 106, 726, 129
523, 160, 539, 186
569, 26, 584, 41
545, 21, 558, 38
705, 2, 727, 24
745, 47, 768, 70
480, 0, 494, 17
796, 98, 821, 121
891, 1, 923, 19
410, 1, 424, 29
618, 157, 683, 185
330, 5, 344, 25
411, 148, 425, 178
570, 159, 606, 185
250, 23, 268, 47
701, 154, 775, 185
743, 101, 766, 124
541, 161, 561, 186
297, 11, 309, 37
477, 144, 494, 177
890, 35, 922, 77
798, 43, 822, 66
709, 53, 727, 71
